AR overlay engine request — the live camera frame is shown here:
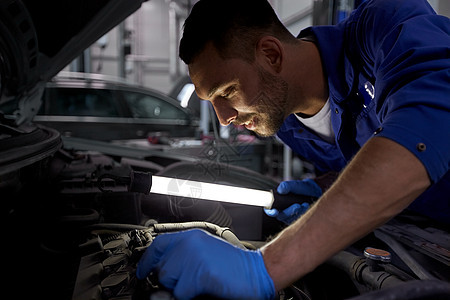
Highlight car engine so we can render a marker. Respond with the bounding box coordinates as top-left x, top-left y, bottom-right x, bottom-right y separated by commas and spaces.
71, 221, 239, 300
4, 146, 450, 300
